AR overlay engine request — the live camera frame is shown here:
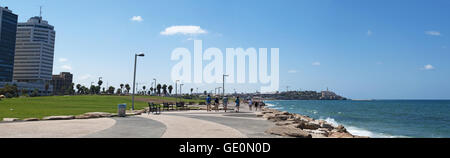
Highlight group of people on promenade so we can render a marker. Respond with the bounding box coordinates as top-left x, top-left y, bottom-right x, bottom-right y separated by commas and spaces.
205, 95, 265, 113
